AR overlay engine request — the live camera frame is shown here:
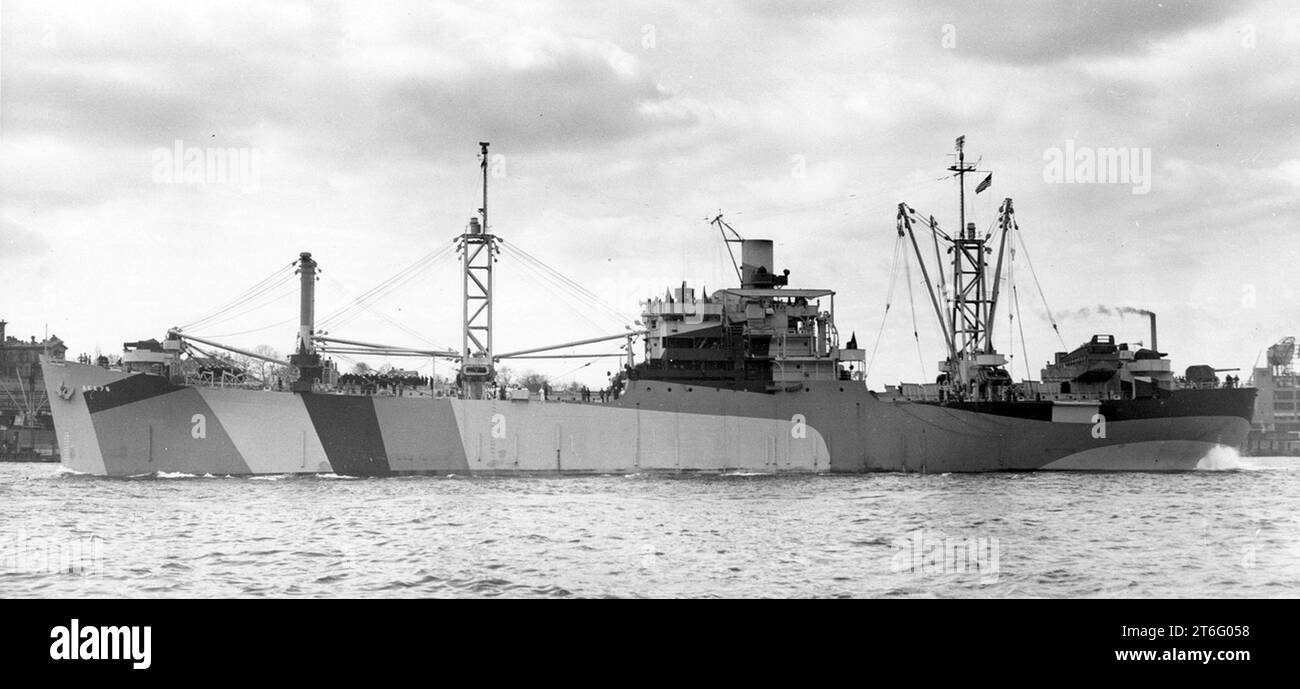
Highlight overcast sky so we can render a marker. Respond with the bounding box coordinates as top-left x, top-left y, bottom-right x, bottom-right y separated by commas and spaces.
2, 0, 1297, 389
